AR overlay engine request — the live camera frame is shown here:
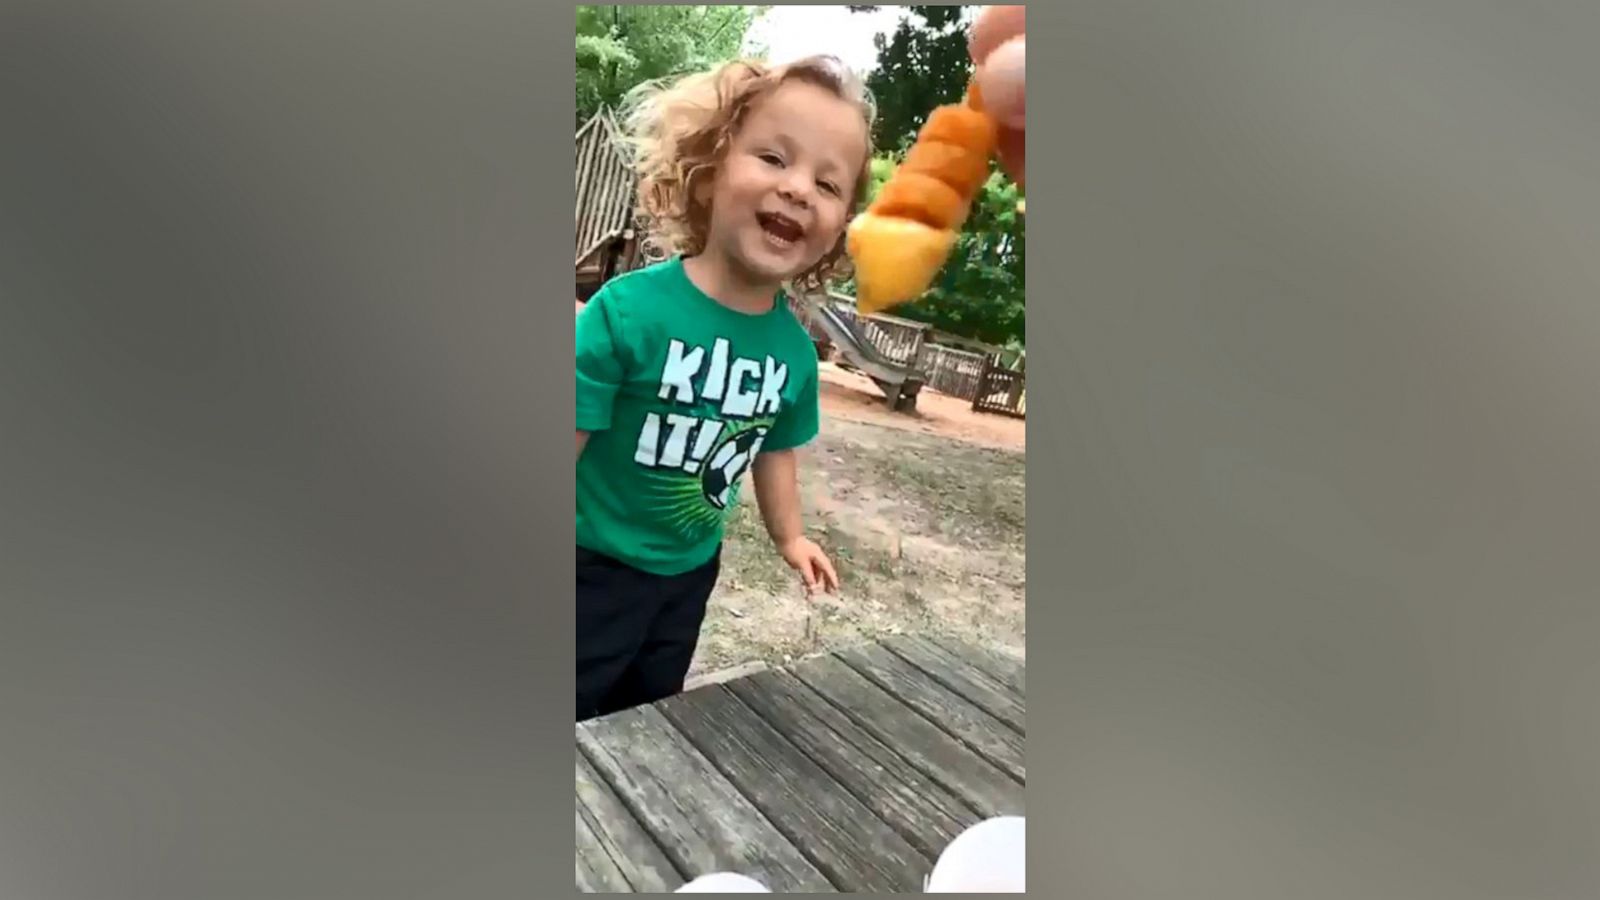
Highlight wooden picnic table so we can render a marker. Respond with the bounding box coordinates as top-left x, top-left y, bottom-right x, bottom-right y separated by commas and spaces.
575, 634, 1025, 893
